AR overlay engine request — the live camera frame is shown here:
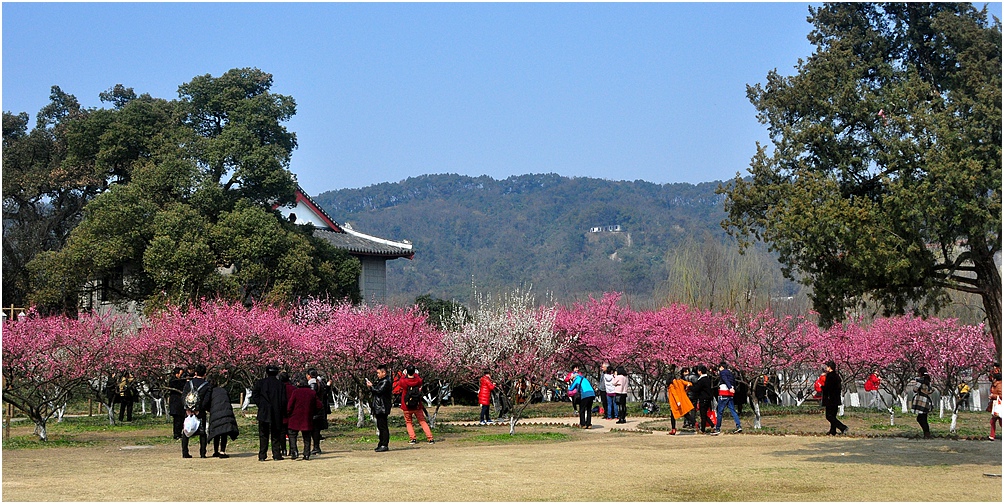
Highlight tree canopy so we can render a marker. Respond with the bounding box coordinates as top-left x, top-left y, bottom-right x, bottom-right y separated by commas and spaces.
8, 68, 360, 314
720, 3, 1002, 354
